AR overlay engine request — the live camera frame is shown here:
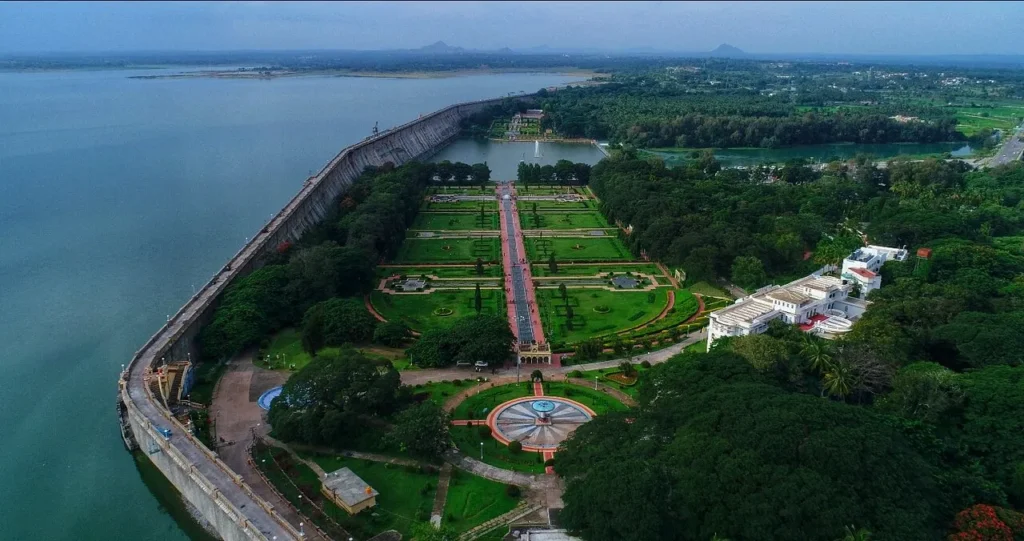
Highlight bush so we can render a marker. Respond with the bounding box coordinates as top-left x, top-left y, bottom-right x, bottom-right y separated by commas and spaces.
509, 440, 523, 454
544, 458, 556, 467
531, 369, 543, 381
452, 379, 463, 386
641, 360, 652, 369
506, 484, 522, 498
569, 370, 584, 378
478, 425, 492, 440
627, 311, 646, 321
